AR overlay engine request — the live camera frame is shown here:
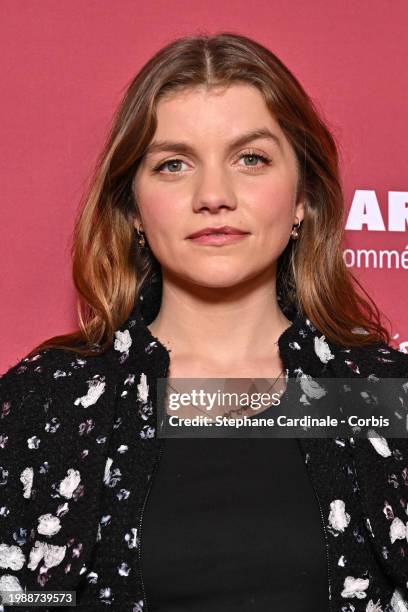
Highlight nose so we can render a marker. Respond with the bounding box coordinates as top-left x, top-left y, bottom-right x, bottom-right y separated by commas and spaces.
192, 166, 238, 214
